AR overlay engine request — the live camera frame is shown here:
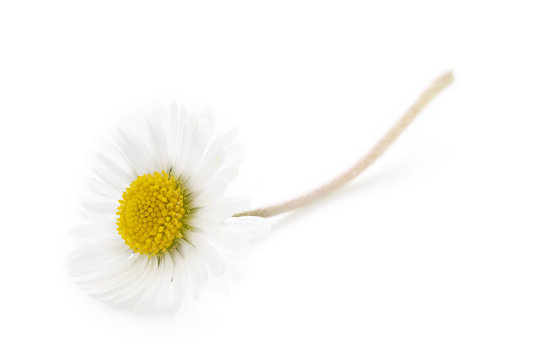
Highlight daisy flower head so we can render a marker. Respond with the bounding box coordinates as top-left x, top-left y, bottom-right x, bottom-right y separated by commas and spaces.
69, 101, 270, 313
